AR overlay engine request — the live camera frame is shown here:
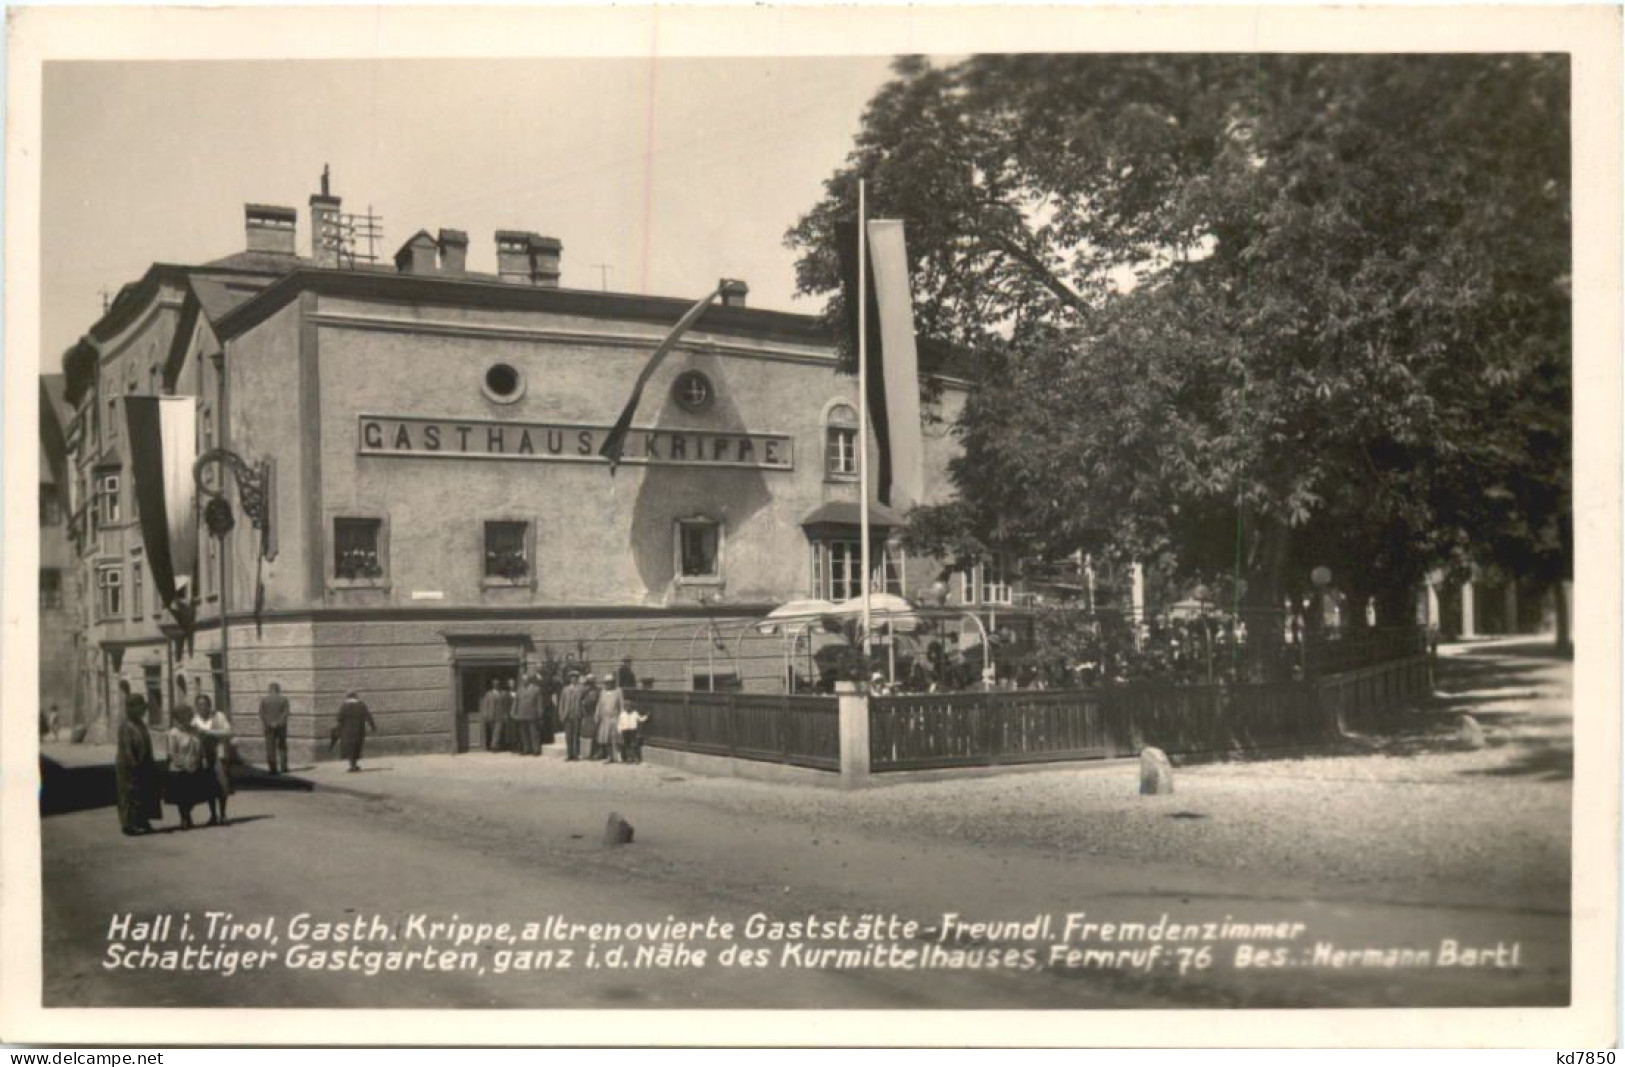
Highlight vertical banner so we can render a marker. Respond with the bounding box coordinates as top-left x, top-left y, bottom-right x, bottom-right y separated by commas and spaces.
124, 395, 198, 606
865, 219, 925, 510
